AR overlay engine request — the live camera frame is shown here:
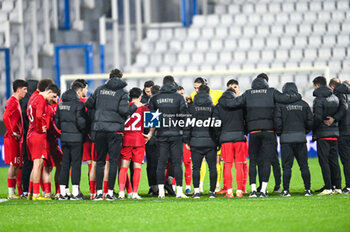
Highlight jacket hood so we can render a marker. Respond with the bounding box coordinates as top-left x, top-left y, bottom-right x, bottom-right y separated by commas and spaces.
282, 82, 299, 94
252, 77, 269, 89
62, 89, 79, 102
160, 83, 178, 93
27, 80, 39, 95
194, 92, 213, 106
220, 89, 236, 100
334, 83, 350, 94
106, 77, 127, 90
313, 86, 333, 98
